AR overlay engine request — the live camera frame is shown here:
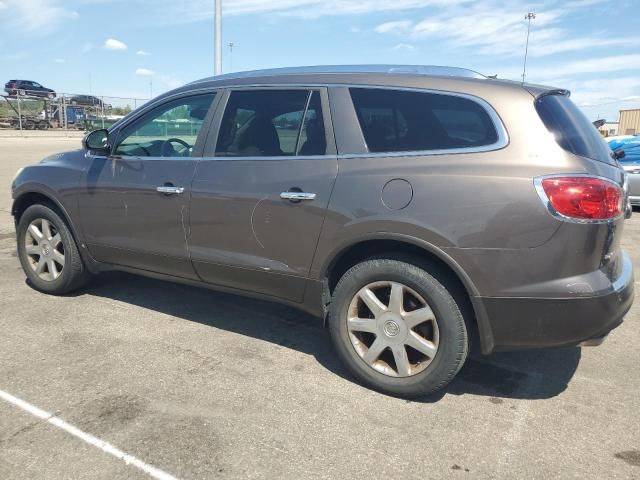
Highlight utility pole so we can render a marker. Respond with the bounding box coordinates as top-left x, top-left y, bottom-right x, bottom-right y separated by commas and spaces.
215, 0, 222, 75
522, 12, 536, 83
228, 42, 235, 72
